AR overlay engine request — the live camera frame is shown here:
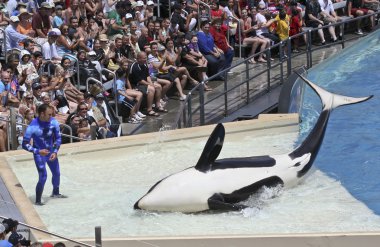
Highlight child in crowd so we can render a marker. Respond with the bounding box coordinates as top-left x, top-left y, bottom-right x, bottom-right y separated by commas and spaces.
289, 8, 301, 52
17, 50, 39, 93
275, 10, 290, 57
